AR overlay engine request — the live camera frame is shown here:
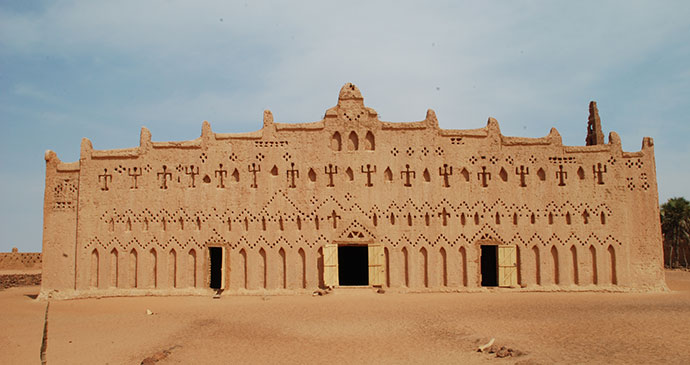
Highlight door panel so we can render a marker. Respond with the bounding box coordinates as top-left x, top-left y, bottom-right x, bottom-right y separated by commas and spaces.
498, 245, 517, 287
324, 244, 338, 287
368, 244, 384, 286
